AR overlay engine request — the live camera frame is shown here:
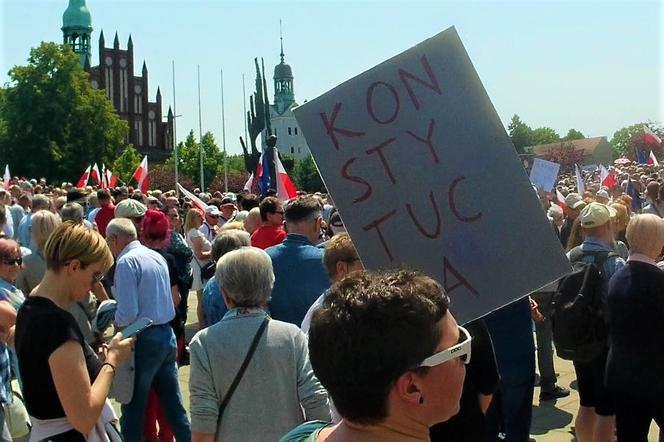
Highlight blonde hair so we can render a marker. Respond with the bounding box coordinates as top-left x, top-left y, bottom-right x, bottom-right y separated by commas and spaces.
183, 208, 203, 233
31, 211, 62, 250
626, 214, 664, 257
610, 203, 629, 232
44, 221, 113, 272
323, 233, 360, 278
220, 221, 246, 232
